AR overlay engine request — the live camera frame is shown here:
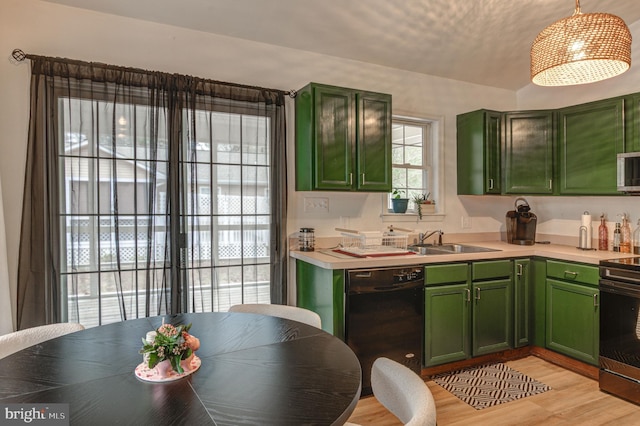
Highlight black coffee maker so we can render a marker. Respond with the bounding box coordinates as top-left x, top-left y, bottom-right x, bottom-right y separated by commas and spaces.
506, 197, 537, 245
